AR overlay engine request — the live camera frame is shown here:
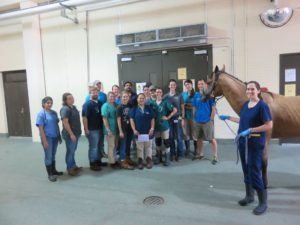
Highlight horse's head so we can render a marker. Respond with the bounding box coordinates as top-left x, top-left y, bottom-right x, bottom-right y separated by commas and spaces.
202, 65, 224, 101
